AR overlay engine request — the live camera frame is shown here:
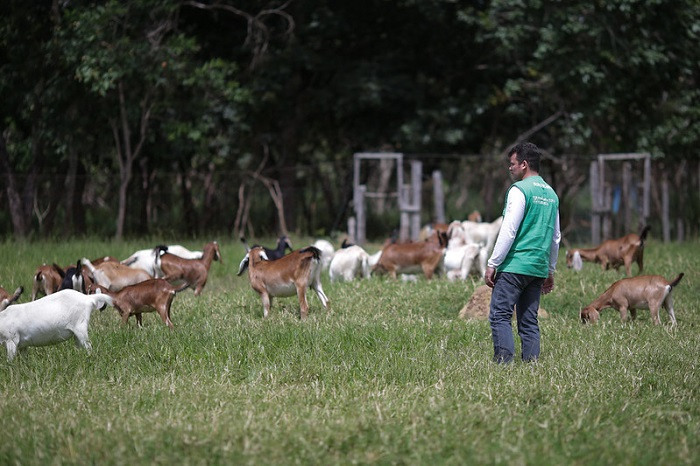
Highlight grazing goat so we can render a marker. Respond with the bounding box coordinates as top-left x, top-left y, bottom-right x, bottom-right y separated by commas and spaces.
58, 260, 90, 293
0, 285, 23, 311
122, 245, 202, 277
312, 239, 335, 271
89, 280, 188, 329
373, 231, 448, 280
158, 241, 222, 296
329, 245, 371, 282
82, 258, 151, 292
580, 273, 683, 326
443, 243, 486, 280
0, 289, 112, 361
238, 246, 329, 319
32, 263, 65, 300
567, 226, 650, 276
